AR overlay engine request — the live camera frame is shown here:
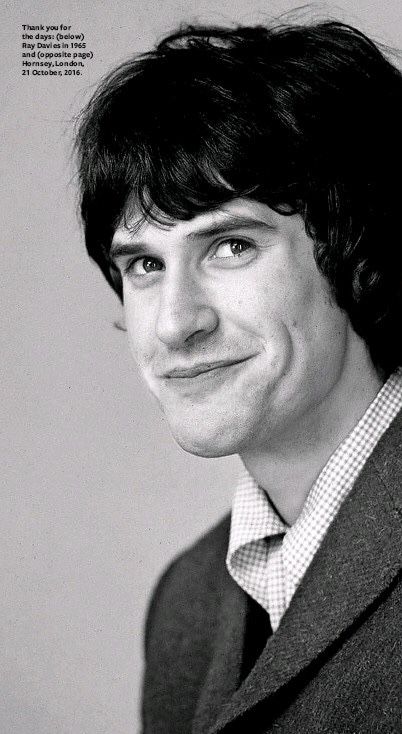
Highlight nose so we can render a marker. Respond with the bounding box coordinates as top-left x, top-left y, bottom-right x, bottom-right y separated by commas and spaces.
156, 271, 219, 348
